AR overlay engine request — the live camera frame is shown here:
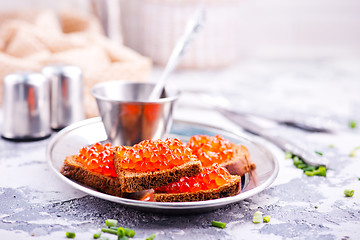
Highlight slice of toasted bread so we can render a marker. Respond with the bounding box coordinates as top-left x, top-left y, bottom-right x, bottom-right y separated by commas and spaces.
113, 152, 202, 193
153, 175, 241, 202
60, 155, 123, 197
221, 144, 256, 176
